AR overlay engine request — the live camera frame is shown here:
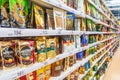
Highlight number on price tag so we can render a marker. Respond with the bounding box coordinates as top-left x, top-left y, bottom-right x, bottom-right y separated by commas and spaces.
44, 61, 48, 65
59, 4, 61, 7
56, 57, 60, 60
17, 70, 24, 77
58, 30, 61, 35
14, 30, 22, 36
43, 31, 47, 34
